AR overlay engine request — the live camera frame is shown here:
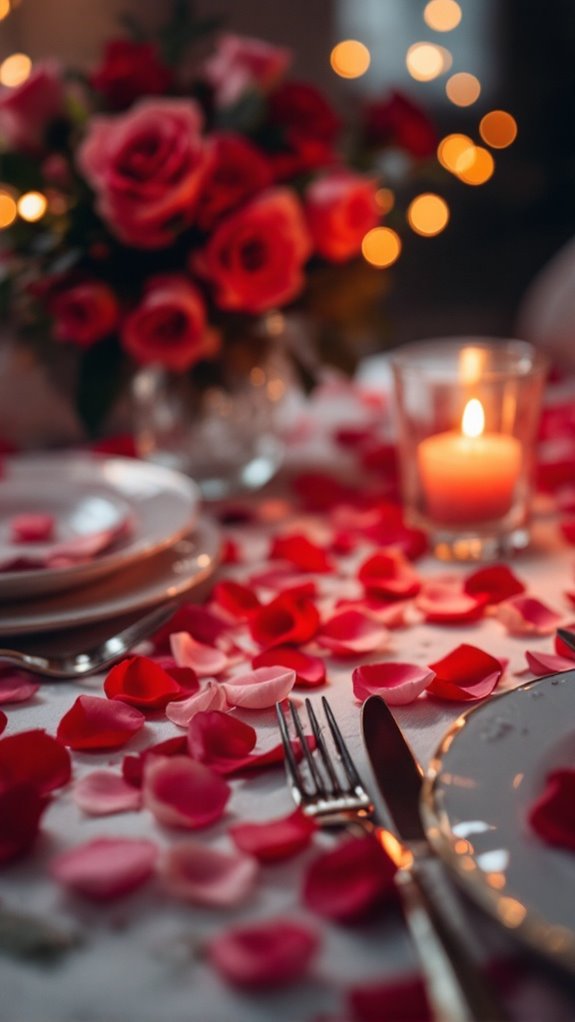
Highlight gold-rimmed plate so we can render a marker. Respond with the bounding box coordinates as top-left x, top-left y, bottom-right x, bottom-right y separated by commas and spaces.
421, 672, 575, 976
